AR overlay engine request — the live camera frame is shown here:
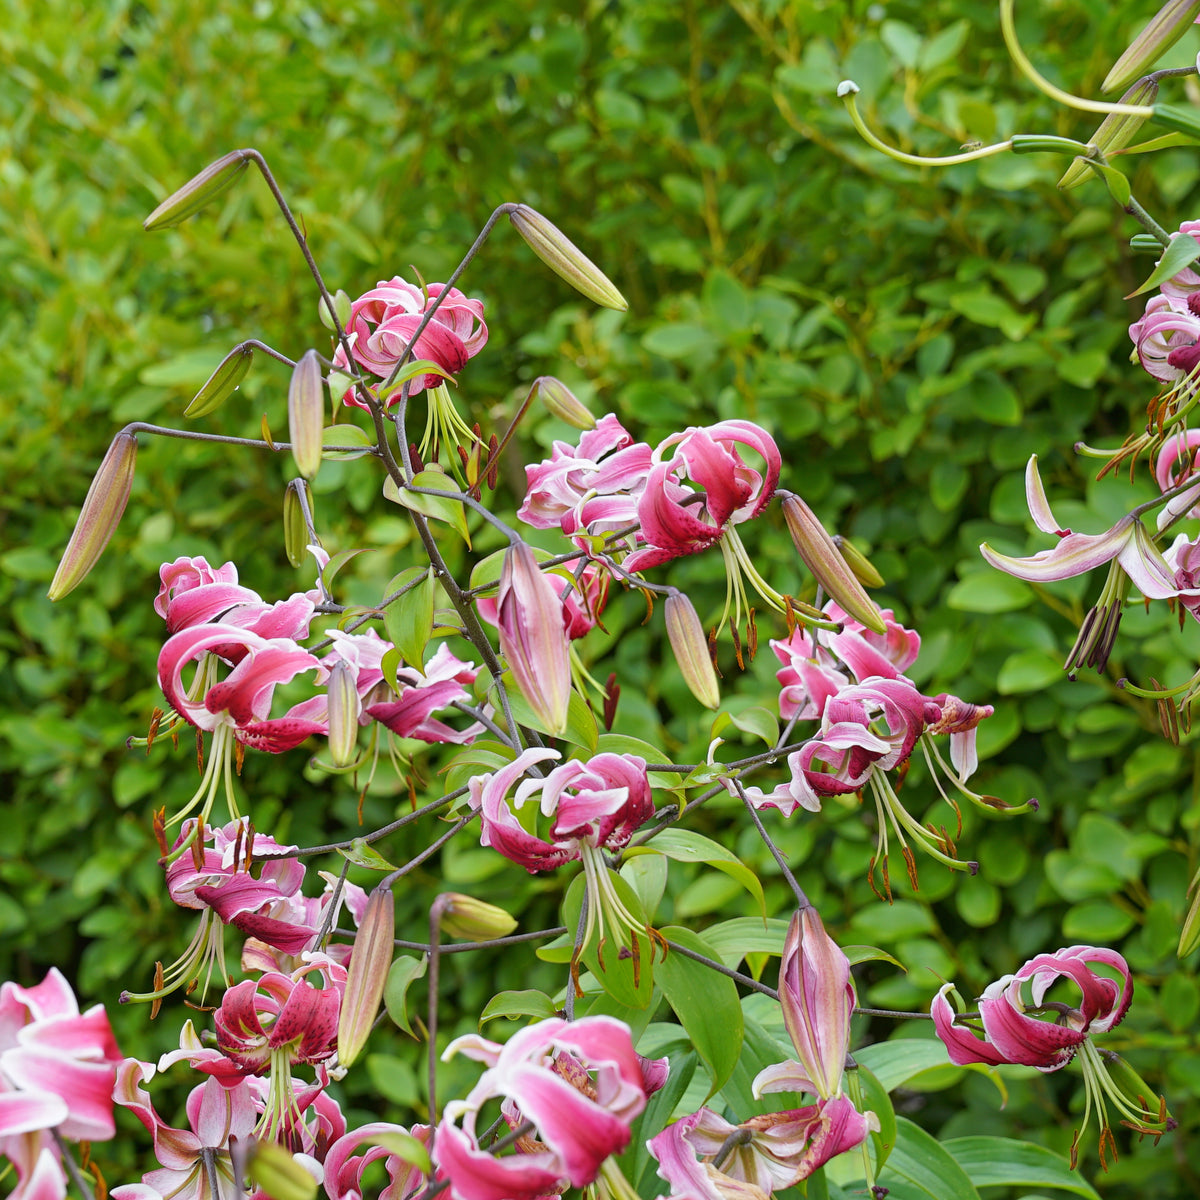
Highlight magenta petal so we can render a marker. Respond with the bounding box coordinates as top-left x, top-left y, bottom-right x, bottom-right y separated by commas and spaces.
235, 716, 326, 753
435, 1116, 563, 1200
1, 1048, 117, 1140
931, 984, 1012, 1067
0, 1091, 69, 1136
